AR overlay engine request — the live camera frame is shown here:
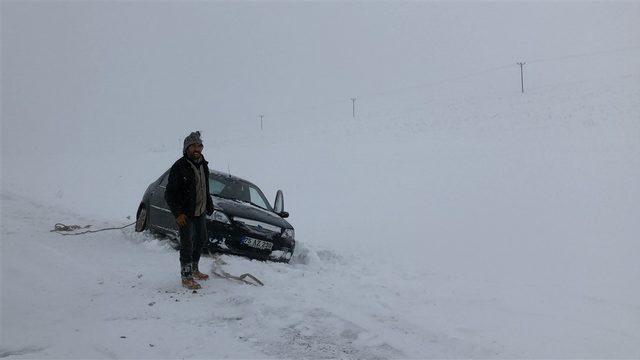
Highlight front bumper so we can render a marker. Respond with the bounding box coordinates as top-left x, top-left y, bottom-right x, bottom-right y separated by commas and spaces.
205, 220, 295, 262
